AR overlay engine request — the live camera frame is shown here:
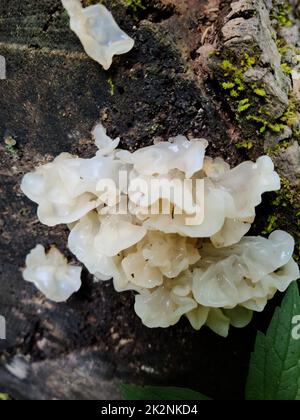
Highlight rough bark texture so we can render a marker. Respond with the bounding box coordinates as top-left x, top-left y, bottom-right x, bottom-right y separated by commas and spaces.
0, 0, 299, 400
